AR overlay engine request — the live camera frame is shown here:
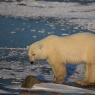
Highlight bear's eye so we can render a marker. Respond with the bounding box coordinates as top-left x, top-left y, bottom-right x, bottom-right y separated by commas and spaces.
32, 54, 36, 56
